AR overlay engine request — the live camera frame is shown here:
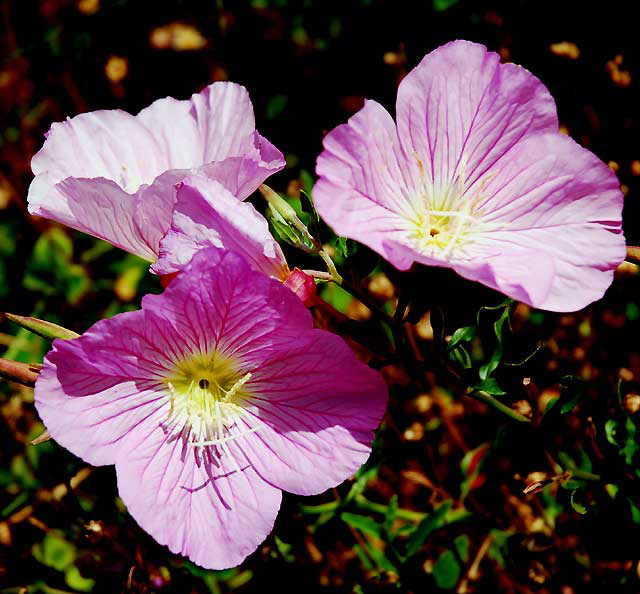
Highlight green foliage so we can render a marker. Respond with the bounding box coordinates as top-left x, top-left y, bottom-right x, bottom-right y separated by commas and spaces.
433, 0, 460, 12
404, 501, 452, 558
432, 549, 460, 589
32, 533, 95, 591
24, 228, 90, 304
